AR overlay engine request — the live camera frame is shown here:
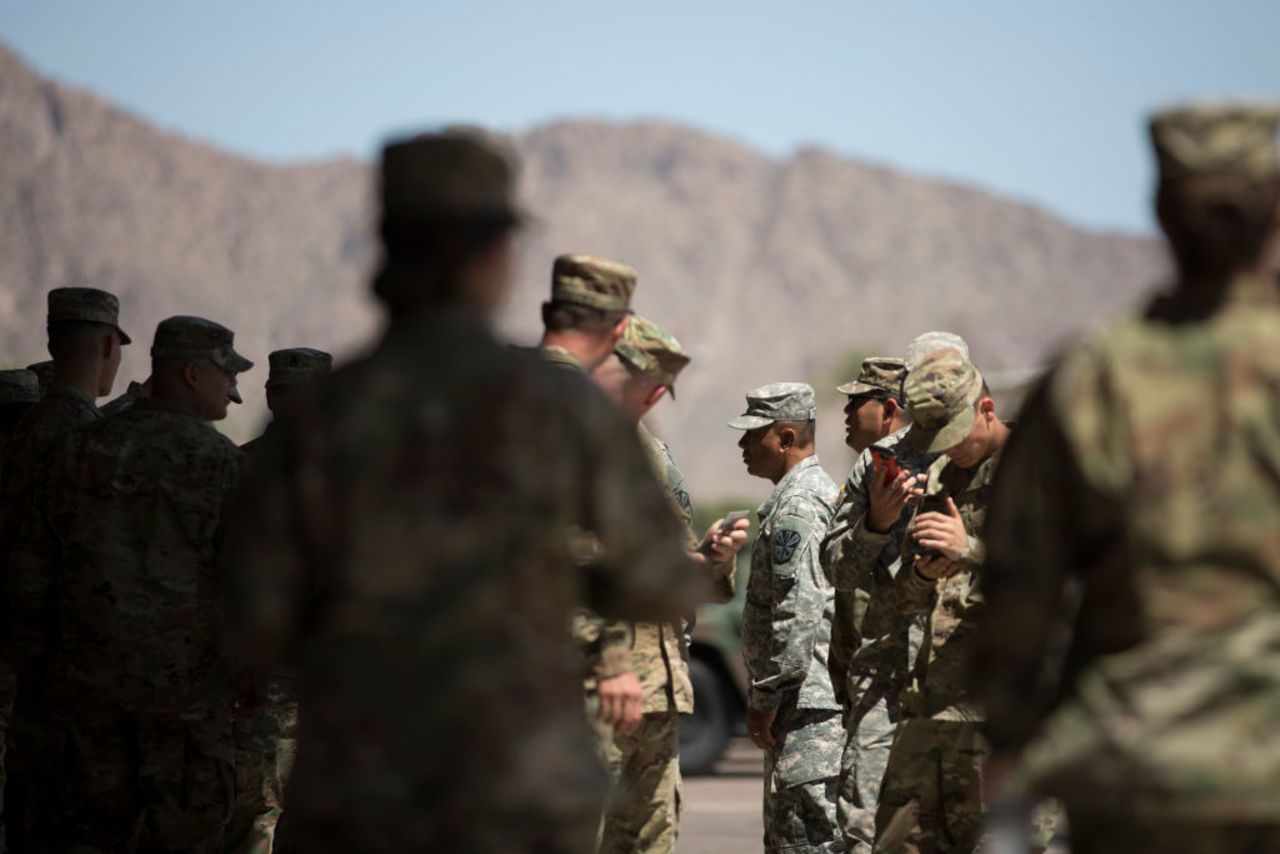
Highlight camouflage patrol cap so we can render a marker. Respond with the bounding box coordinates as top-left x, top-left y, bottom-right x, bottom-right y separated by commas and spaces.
905, 331, 970, 372
727, 383, 817, 431
1150, 103, 1280, 182
151, 316, 254, 375
550, 254, 637, 313
381, 128, 524, 226
615, 314, 690, 397
836, 356, 906, 398
25, 361, 54, 394
46, 287, 131, 345
267, 347, 333, 388
903, 349, 985, 453
0, 370, 40, 404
